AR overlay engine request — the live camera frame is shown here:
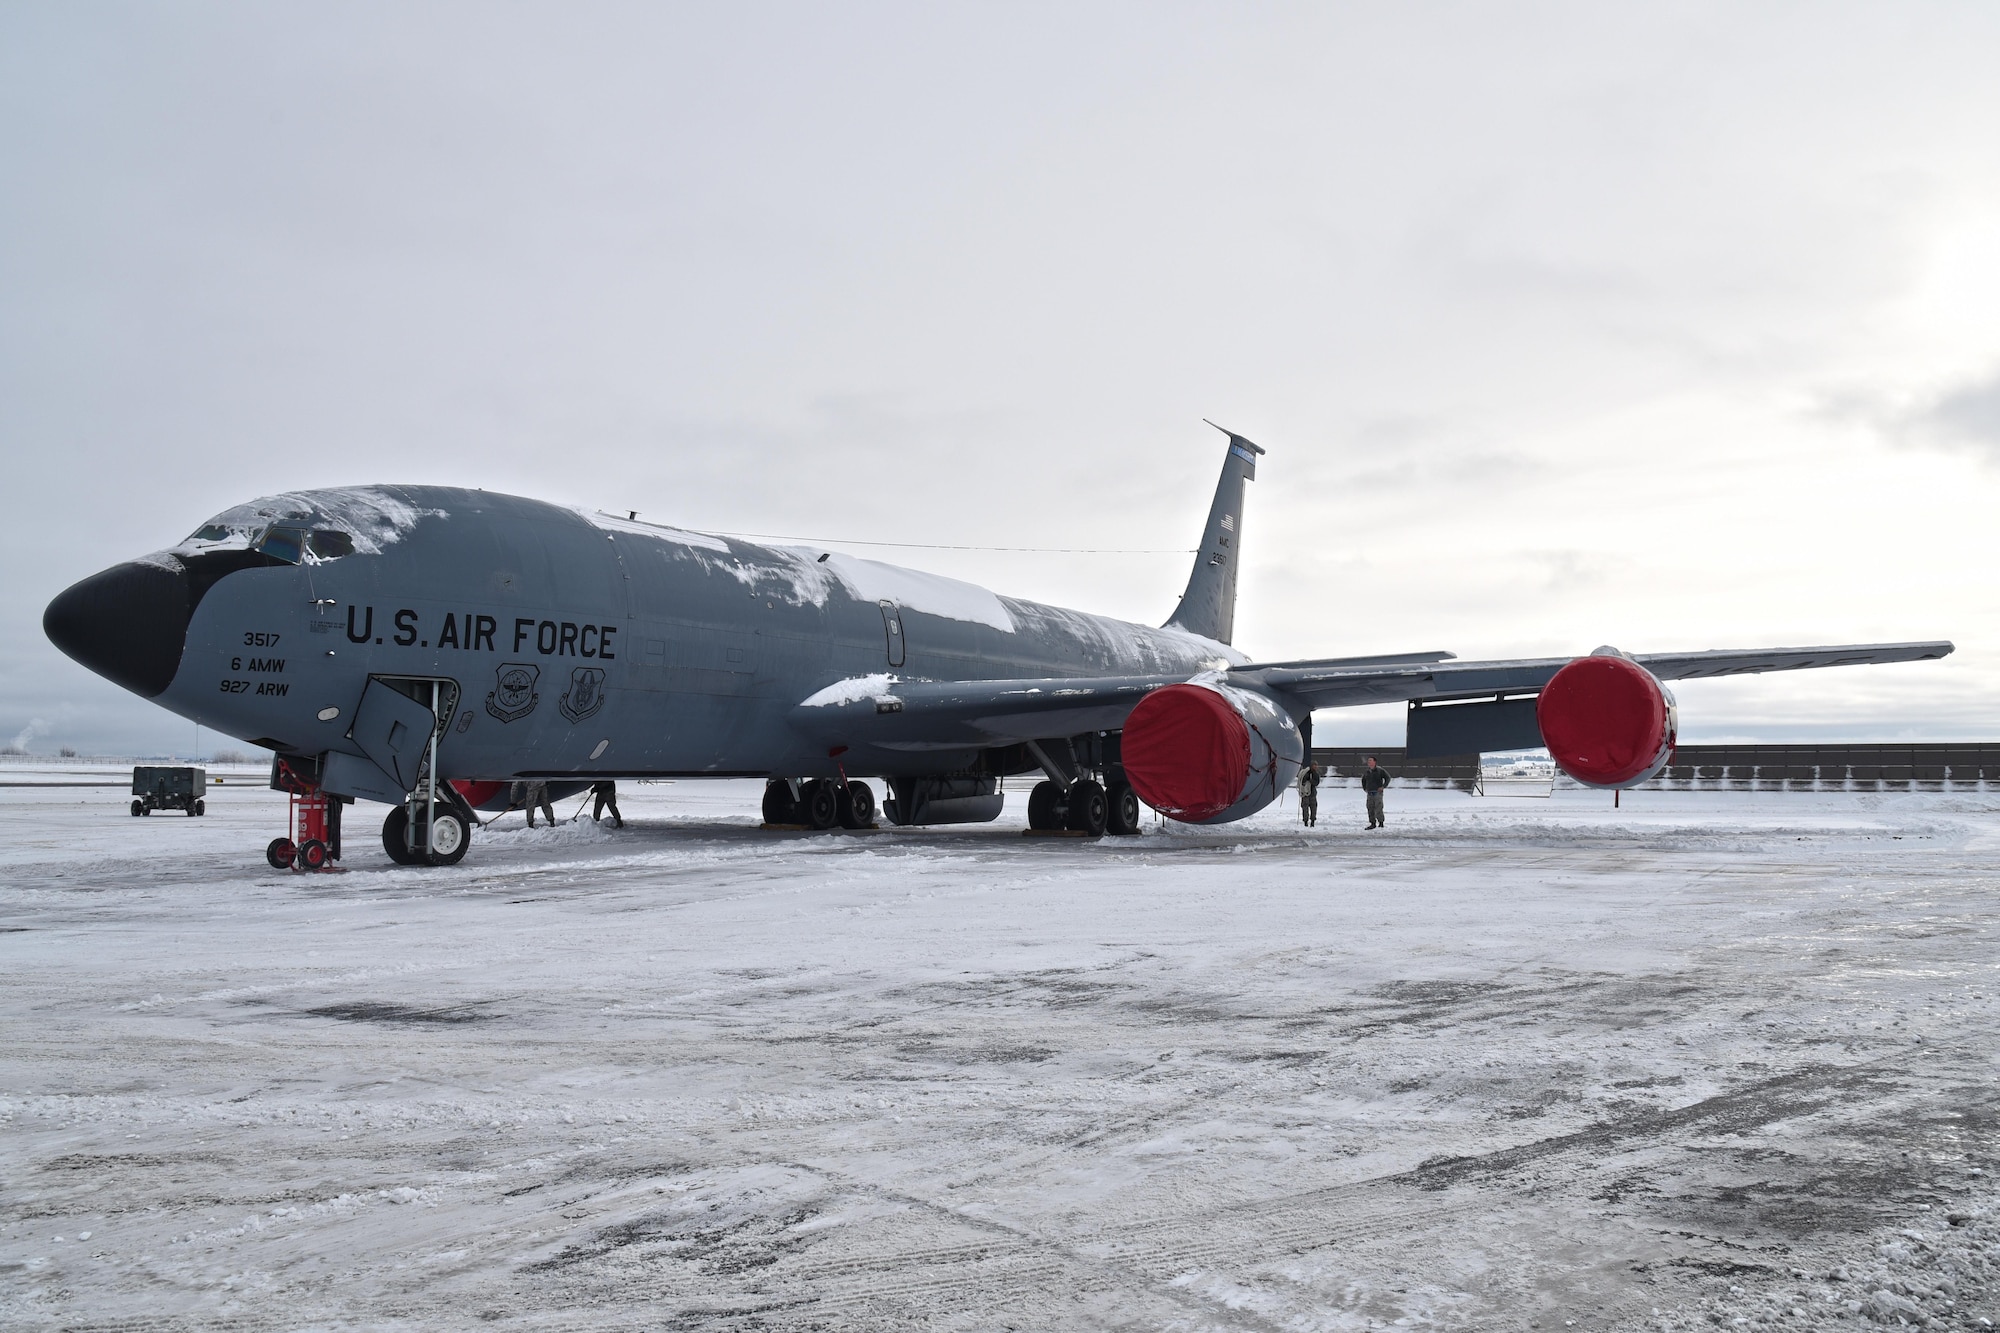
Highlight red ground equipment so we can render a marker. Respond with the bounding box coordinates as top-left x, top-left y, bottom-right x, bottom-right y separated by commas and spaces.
266, 756, 343, 872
